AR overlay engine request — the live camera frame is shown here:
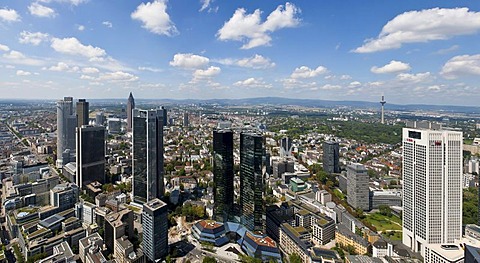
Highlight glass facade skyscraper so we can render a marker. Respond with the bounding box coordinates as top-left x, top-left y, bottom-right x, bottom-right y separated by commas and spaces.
213, 129, 234, 222
323, 141, 340, 174
76, 99, 89, 128
56, 97, 76, 168
76, 125, 106, 188
240, 132, 265, 232
132, 109, 164, 203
